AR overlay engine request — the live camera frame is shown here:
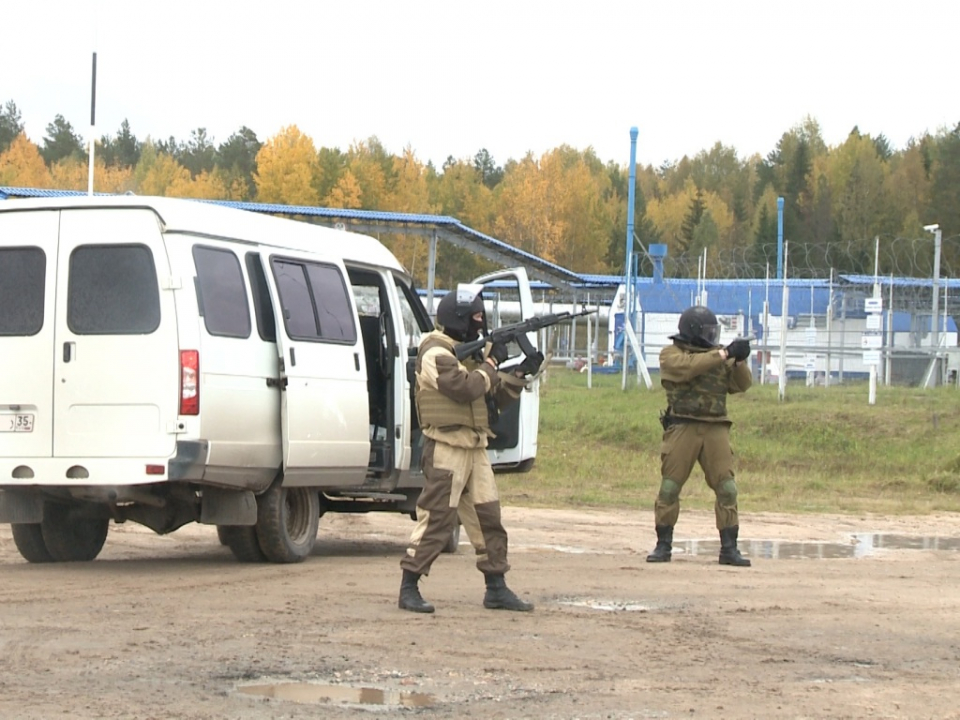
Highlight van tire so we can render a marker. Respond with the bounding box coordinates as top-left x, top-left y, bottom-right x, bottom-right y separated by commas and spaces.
441, 521, 460, 554
219, 525, 268, 563
40, 503, 109, 562
11, 523, 55, 563
255, 483, 320, 563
